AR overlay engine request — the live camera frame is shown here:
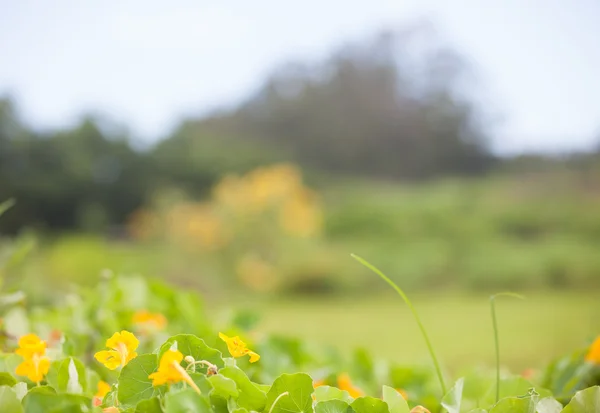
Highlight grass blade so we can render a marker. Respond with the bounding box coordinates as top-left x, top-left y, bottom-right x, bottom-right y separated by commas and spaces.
490, 292, 524, 403
0, 198, 15, 218
351, 253, 447, 395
